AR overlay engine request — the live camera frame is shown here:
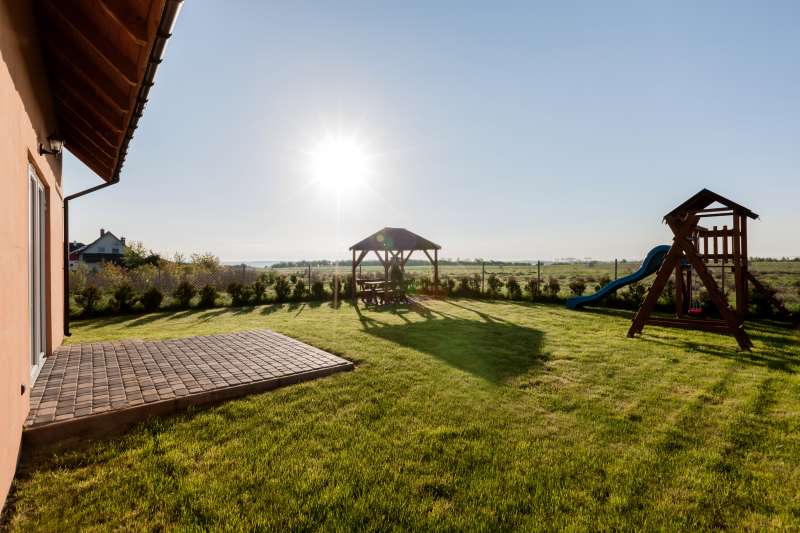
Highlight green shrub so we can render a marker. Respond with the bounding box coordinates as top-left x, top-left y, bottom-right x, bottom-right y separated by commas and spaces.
311, 280, 326, 300
658, 279, 676, 307
595, 275, 611, 292
252, 280, 267, 304
526, 278, 541, 300
259, 270, 276, 286
749, 287, 775, 318
289, 274, 297, 284
568, 278, 587, 296
292, 279, 307, 301
76, 285, 102, 317
547, 277, 561, 299
111, 284, 137, 313
418, 275, 432, 294
457, 275, 480, 297
140, 287, 163, 312
227, 282, 253, 306
506, 277, 522, 300
199, 285, 219, 308
440, 276, 455, 296
173, 281, 196, 309
274, 276, 291, 302
329, 275, 343, 299
486, 274, 502, 298
622, 281, 646, 308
